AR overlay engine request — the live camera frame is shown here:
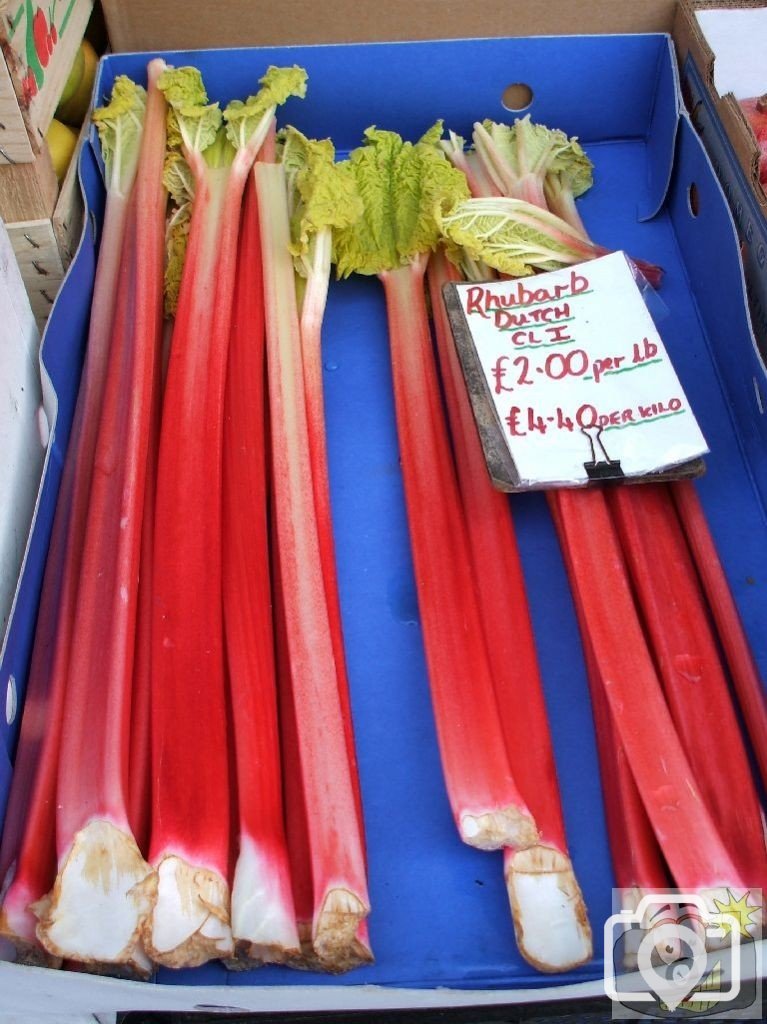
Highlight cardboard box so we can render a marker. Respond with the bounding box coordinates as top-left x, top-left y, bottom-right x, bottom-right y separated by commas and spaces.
1, 28, 767, 1016
0, 0, 93, 164
100, 0, 678, 52
674, 0, 767, 357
